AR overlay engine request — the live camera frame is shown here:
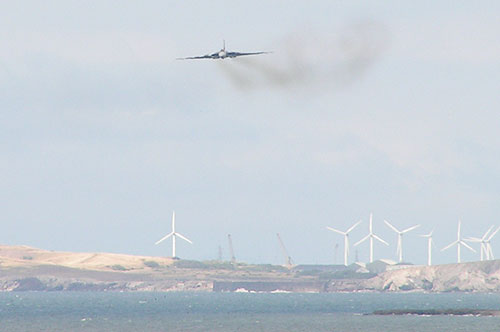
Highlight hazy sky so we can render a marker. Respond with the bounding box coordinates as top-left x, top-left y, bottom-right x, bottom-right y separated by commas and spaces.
1, 1, 500, 265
